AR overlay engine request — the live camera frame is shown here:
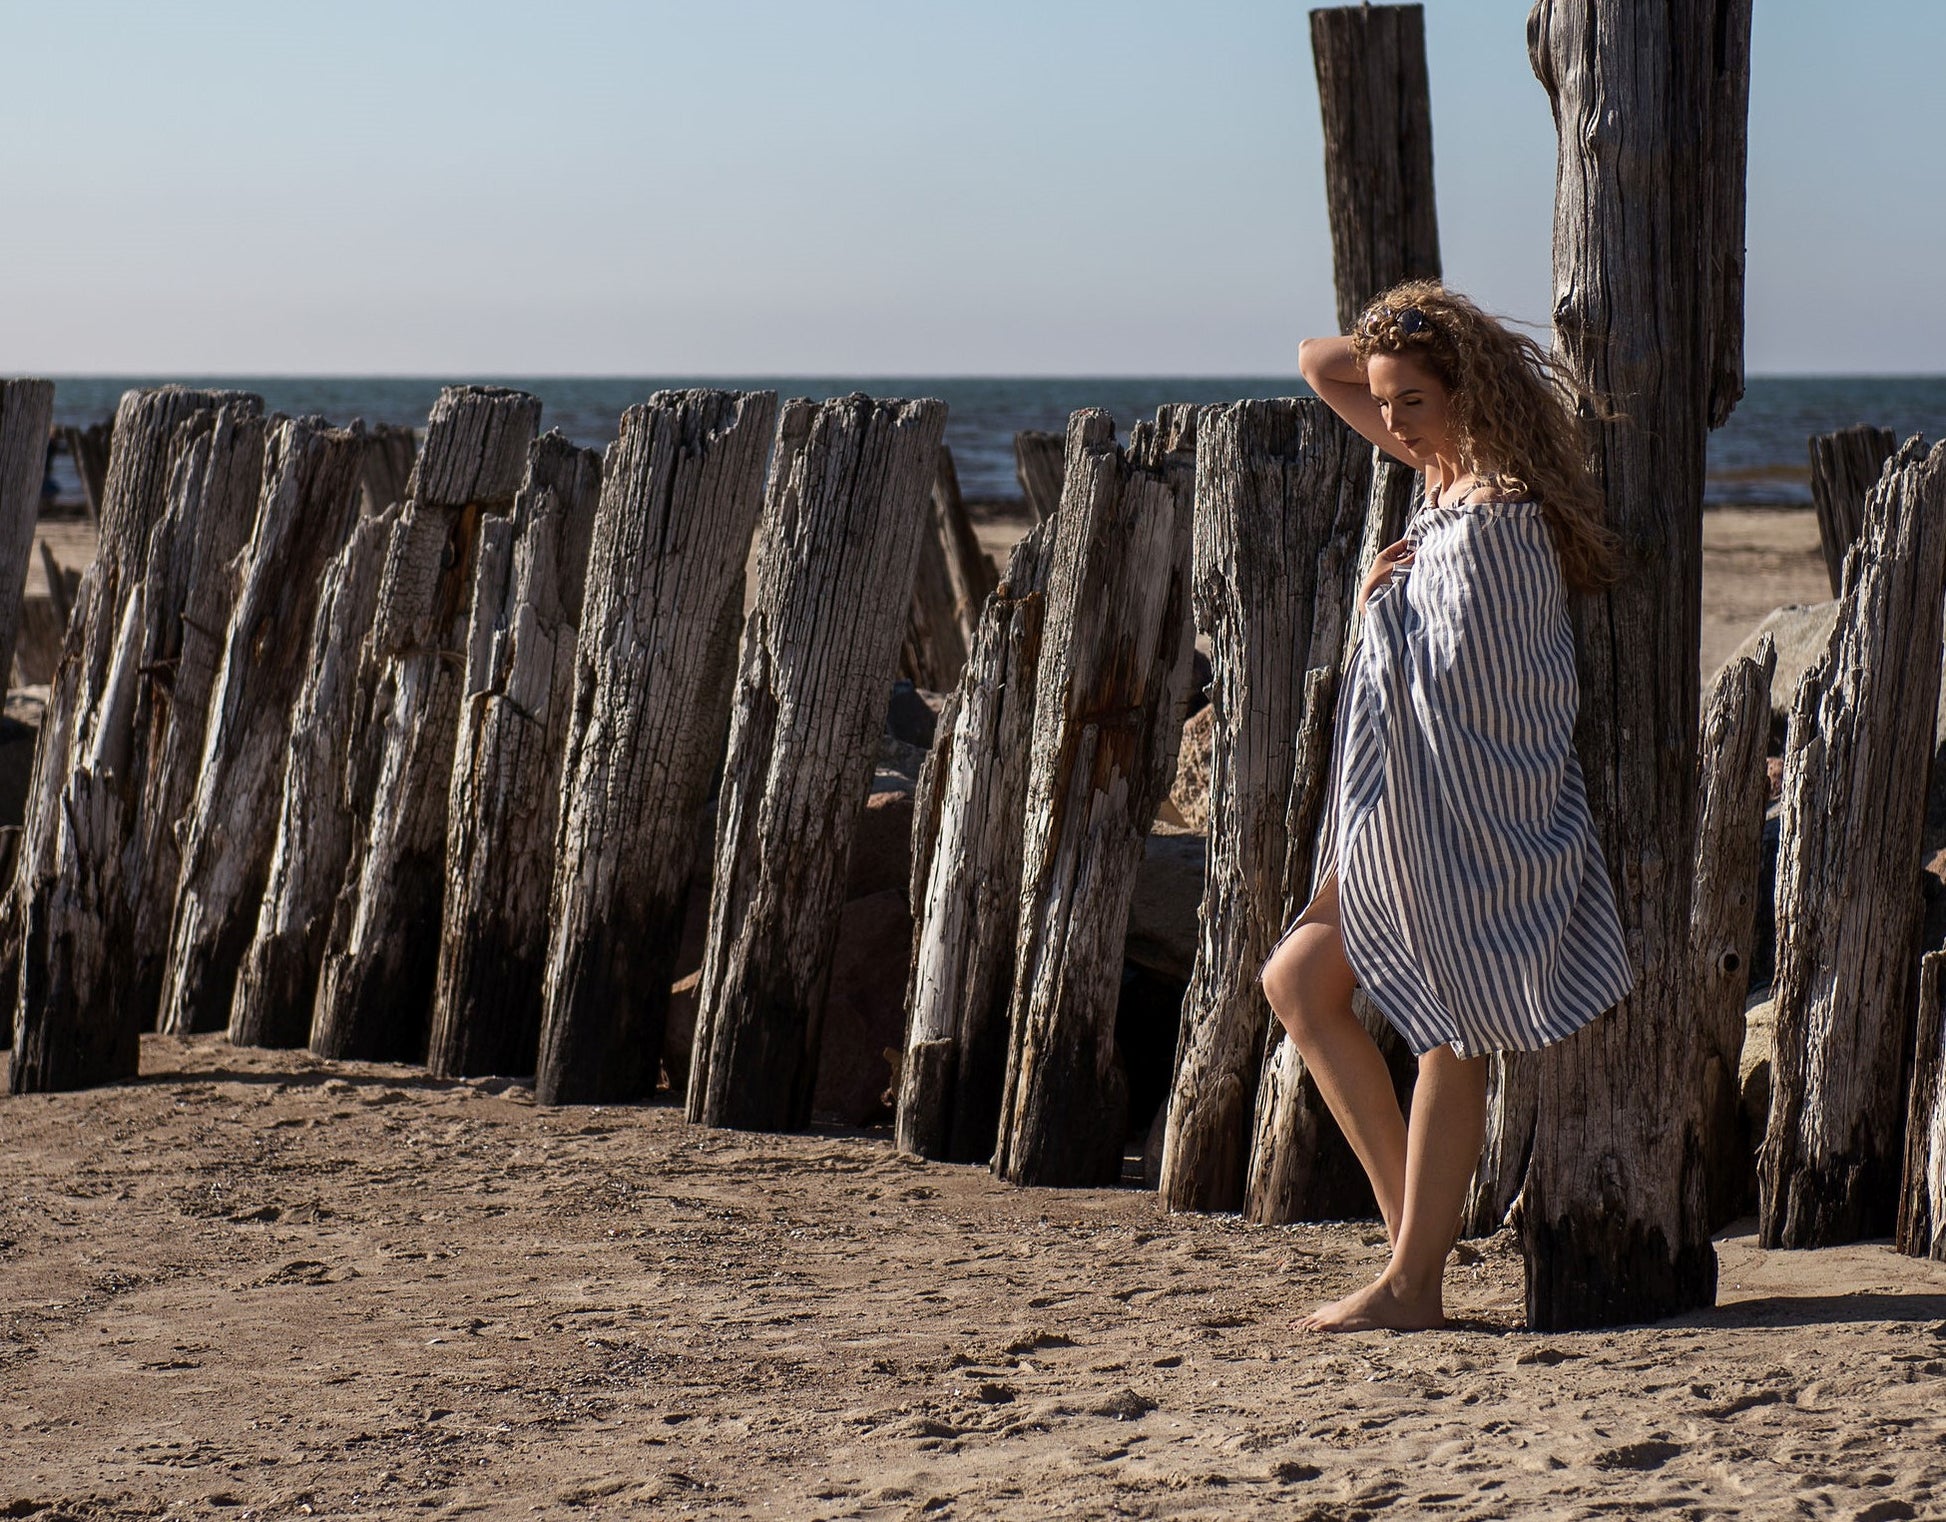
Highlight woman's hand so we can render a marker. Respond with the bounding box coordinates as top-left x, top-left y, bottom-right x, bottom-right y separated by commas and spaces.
1357, 537, 1415, 613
